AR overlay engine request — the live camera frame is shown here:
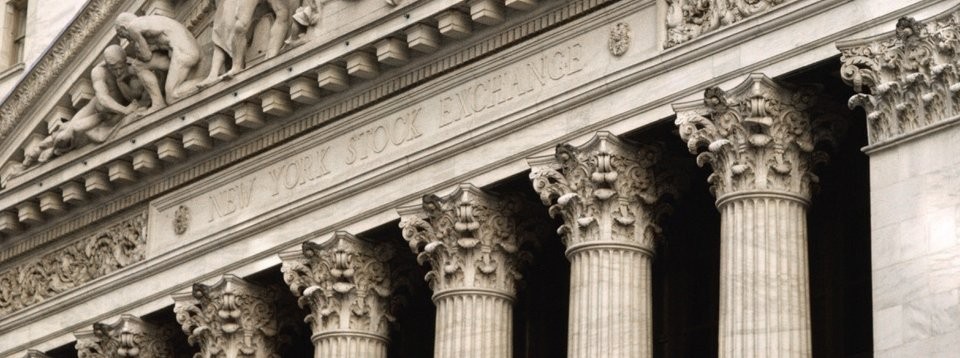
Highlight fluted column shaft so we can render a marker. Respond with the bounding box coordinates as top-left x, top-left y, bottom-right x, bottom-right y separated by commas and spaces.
674, 74, 837, 358
312, 332, 388, 358
717, 193, 811, 357
528, 132, 674, 358
399, 184, 531, 358
567, 243, 652, 358
433, 290, 513, 358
